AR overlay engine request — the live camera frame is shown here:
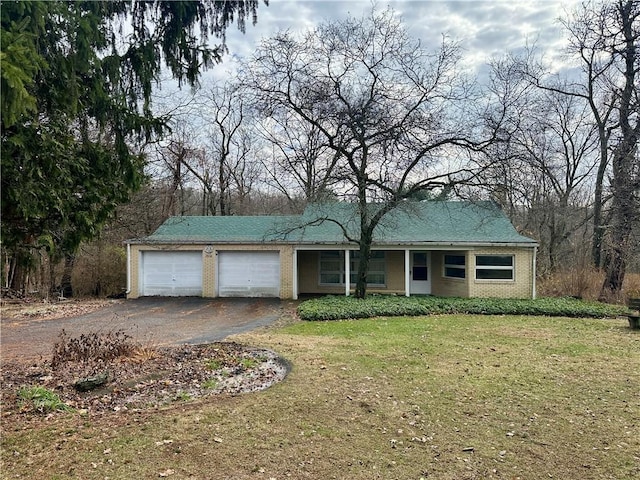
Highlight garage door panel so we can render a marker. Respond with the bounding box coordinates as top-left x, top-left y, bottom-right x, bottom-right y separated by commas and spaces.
141, 251, 203, 296
218, 251, 280, 297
